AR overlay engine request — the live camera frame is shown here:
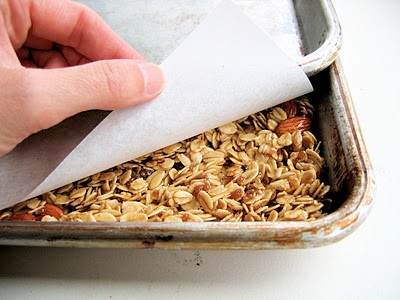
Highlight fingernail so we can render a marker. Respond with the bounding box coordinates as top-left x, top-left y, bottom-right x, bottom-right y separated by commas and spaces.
138, 63, 165, 96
